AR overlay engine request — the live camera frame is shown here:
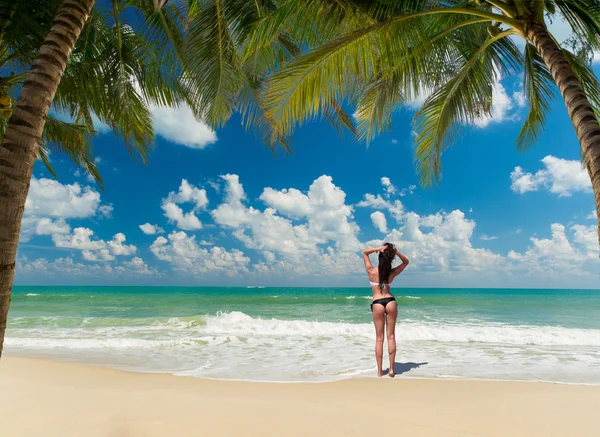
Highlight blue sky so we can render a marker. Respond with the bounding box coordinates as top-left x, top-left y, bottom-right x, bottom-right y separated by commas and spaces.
14, 31, 600, 289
